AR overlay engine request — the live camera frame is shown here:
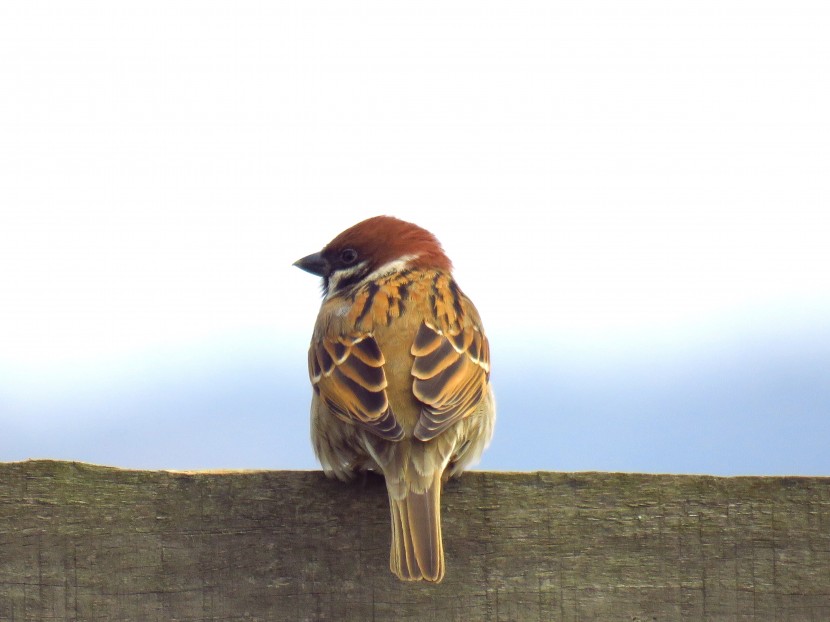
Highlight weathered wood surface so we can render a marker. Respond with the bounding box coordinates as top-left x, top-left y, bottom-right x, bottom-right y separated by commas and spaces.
0, 461, 828, 621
